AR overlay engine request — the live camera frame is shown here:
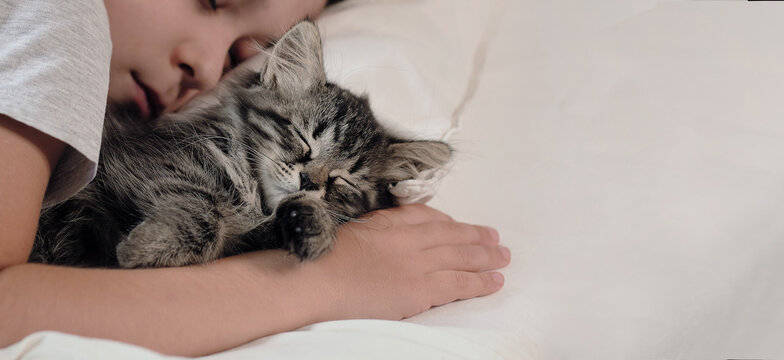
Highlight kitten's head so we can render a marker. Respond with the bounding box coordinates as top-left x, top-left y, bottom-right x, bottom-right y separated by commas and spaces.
234, 20, 452, 220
